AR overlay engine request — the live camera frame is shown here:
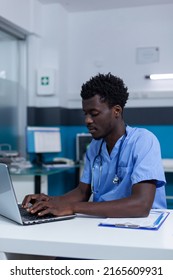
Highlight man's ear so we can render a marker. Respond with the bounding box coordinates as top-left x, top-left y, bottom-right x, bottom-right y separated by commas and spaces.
113, 105, 122, 118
